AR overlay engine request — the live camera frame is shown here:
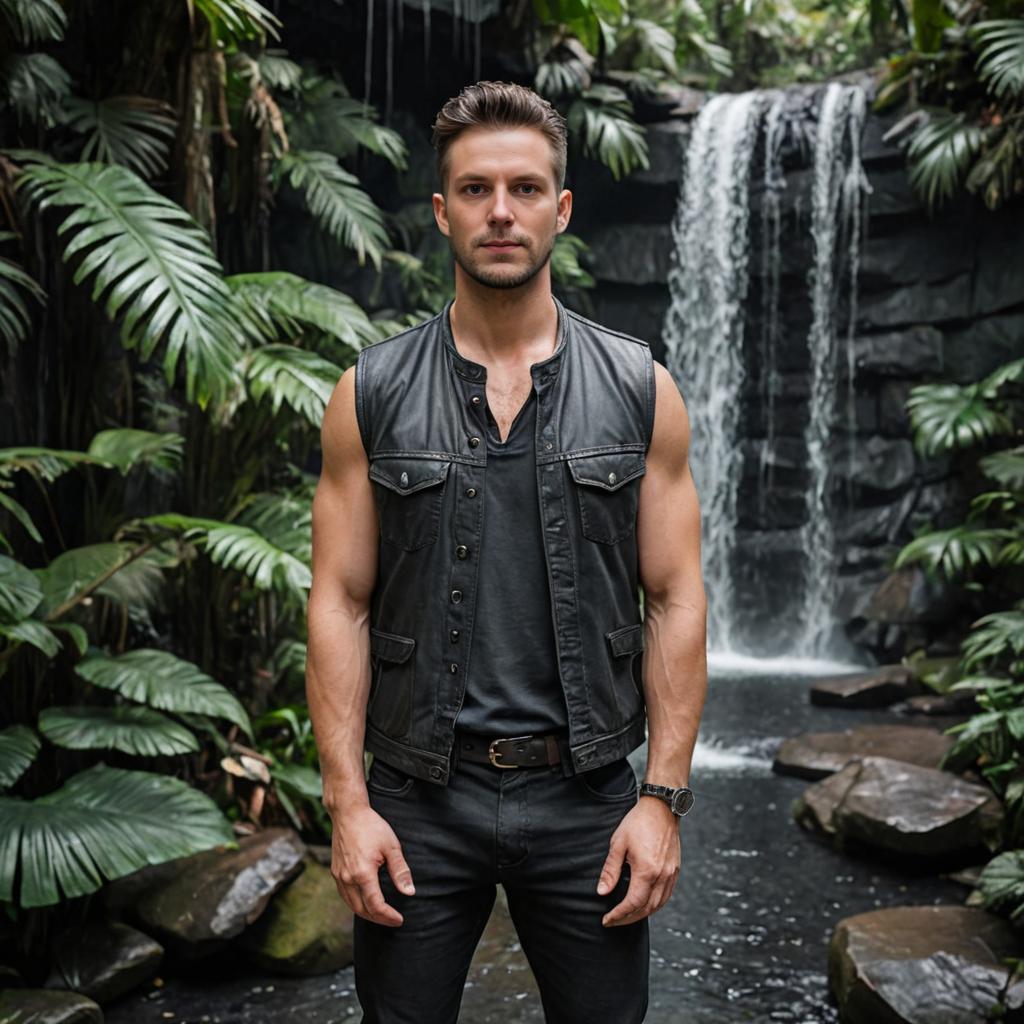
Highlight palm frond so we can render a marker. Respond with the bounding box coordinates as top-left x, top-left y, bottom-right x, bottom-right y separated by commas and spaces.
61, 95, 177, 180
535, 40, 593, 99
0, 250, 46, 357
962, 608, 1024, 671
0, 444, 112, 482
906, 109, 983, 212
226, 271, 378, 350
243, 345, 342, 427
905, 380, 1012, 456
983, 357, 1024, 391
684, 30, 733, 78
970, 19, 1024, 100
624, 18, 678, 75
237, 489, 312, 564
0, 554, 42, 622
0, 0, 67, 44
0, 724, 40, 790
258, 50, 304, 93
0, 52, 70, 128
0, 763, 234, 908
11, 155, 244, 405
86, 429, 184, 476
978, 446, 1024, 491
139, 513, 312, 597
274, 150, 390, 271
568, 85, 649, 181
191, 0, 282, 45
75, 648, 251, 737
894, 525, 1016, 578
38, 705, 200, 756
